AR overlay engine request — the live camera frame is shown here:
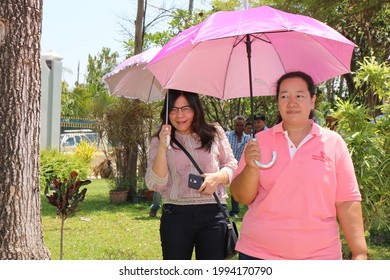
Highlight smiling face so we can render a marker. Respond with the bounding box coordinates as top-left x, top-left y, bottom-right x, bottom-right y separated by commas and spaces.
277, 77, 316, 127
168, 95, 194, 134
